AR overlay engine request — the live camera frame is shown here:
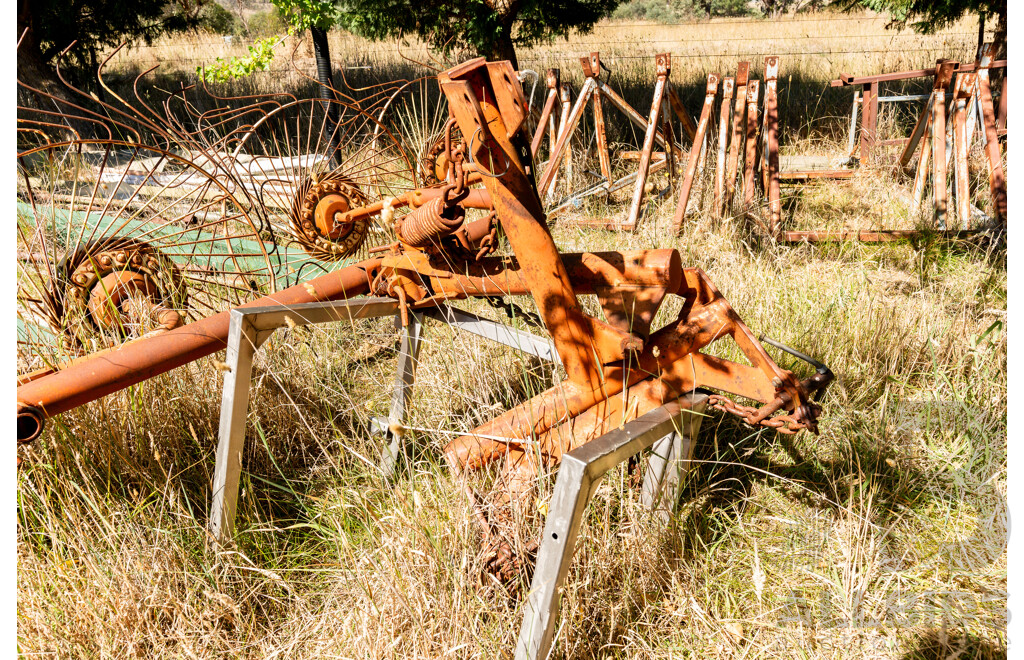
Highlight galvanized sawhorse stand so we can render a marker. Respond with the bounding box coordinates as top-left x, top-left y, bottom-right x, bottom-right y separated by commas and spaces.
515, 393, 708, 660
209, 297, 560, 542
208, 297, 710, 660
